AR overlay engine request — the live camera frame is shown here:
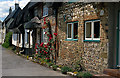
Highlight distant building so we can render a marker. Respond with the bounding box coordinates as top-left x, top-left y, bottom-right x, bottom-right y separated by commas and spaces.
0, 20, 2, 44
